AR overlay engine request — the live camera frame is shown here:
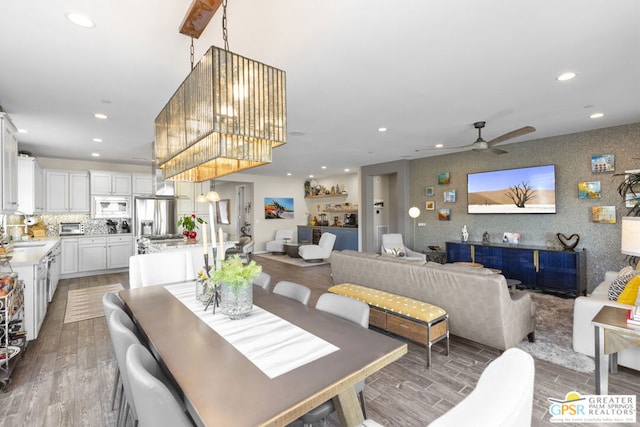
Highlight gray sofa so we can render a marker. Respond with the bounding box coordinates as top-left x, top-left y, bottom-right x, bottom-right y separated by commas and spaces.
330, 250, 536, 350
